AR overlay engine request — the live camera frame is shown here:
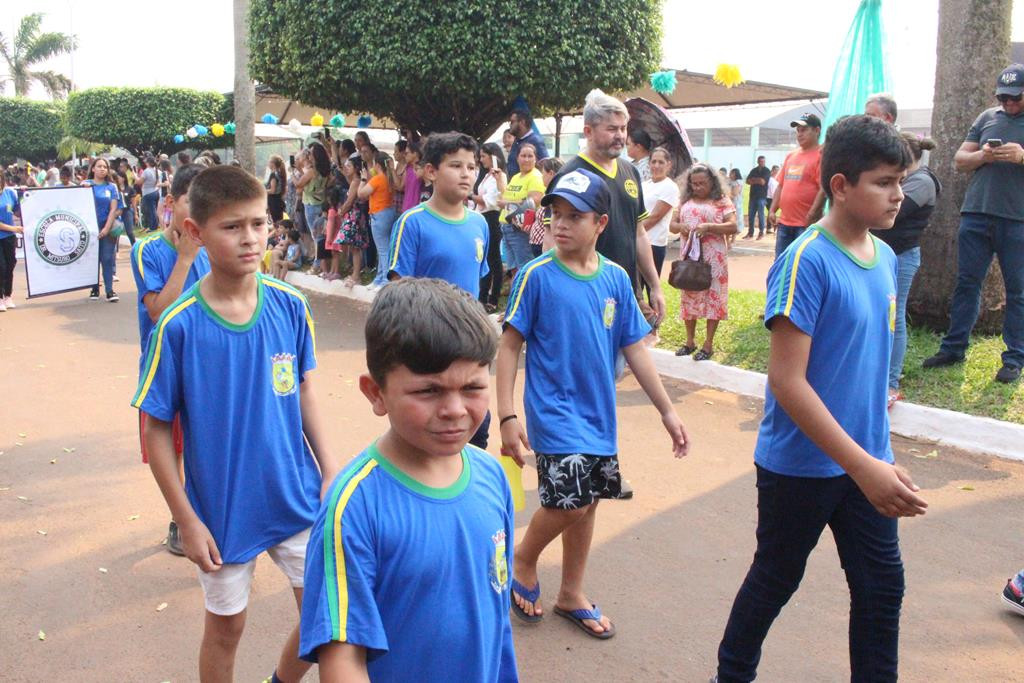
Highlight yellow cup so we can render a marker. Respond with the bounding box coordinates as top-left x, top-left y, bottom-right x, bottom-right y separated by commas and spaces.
500, 455, 526, 512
